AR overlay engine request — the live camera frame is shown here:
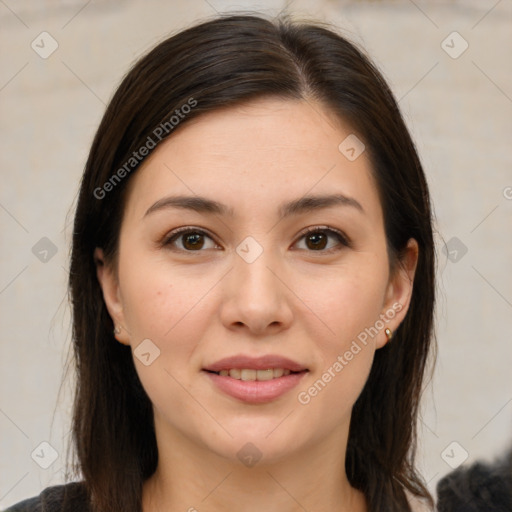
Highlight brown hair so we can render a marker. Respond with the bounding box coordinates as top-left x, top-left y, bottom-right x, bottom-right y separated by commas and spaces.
68, 13, 436, 511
